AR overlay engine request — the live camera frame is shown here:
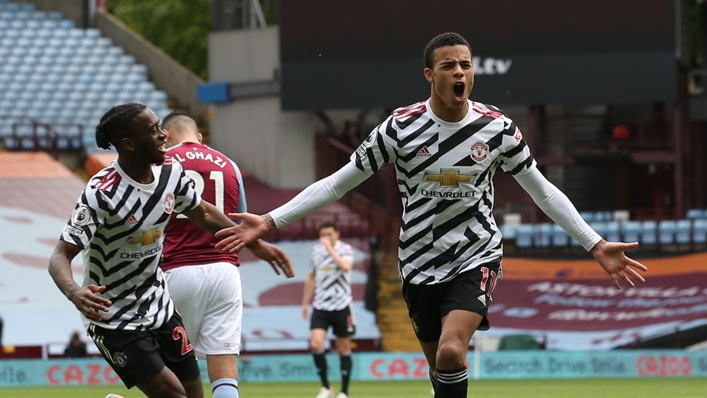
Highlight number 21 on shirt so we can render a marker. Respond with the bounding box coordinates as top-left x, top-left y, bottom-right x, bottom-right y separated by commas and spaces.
177, 170, 224, 218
